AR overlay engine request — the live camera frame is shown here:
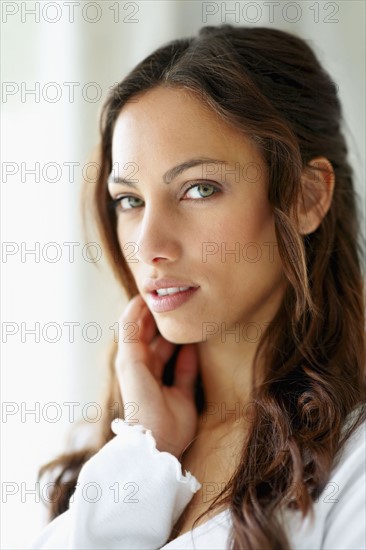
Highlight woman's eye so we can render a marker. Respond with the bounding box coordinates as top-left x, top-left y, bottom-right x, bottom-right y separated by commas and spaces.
183, 182, 219, 200
108, 182, 219, 213
110, 196, 144, 211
